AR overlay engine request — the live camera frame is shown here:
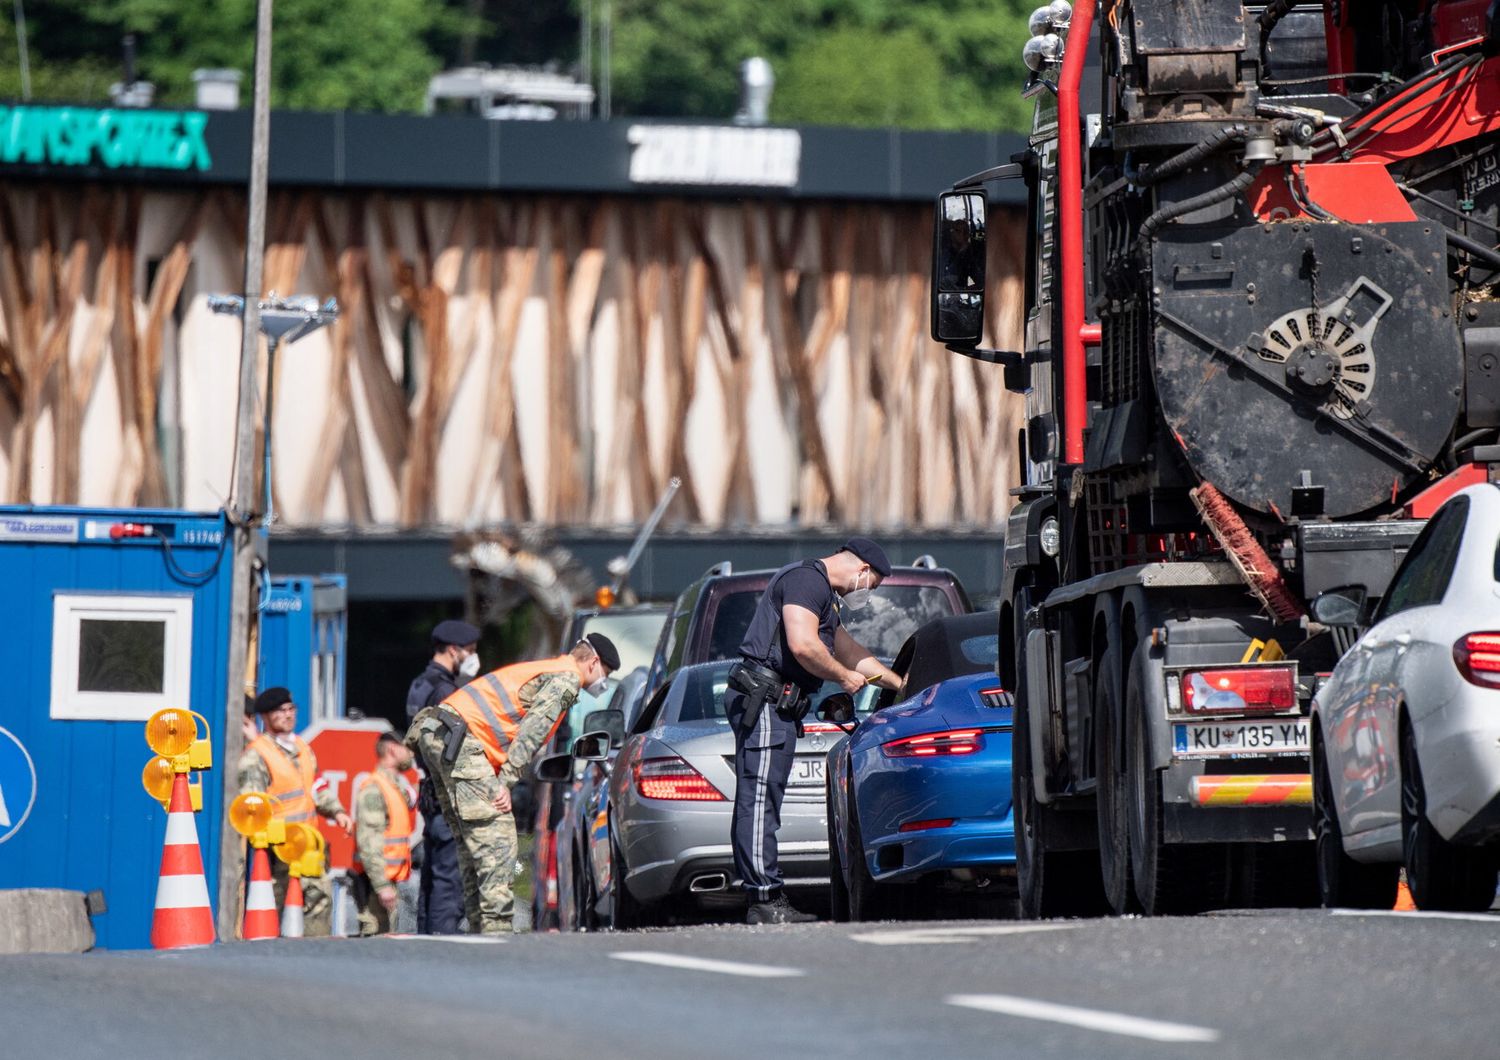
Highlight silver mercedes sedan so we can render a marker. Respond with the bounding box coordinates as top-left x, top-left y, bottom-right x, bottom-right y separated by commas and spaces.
596, 659, 877, 926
